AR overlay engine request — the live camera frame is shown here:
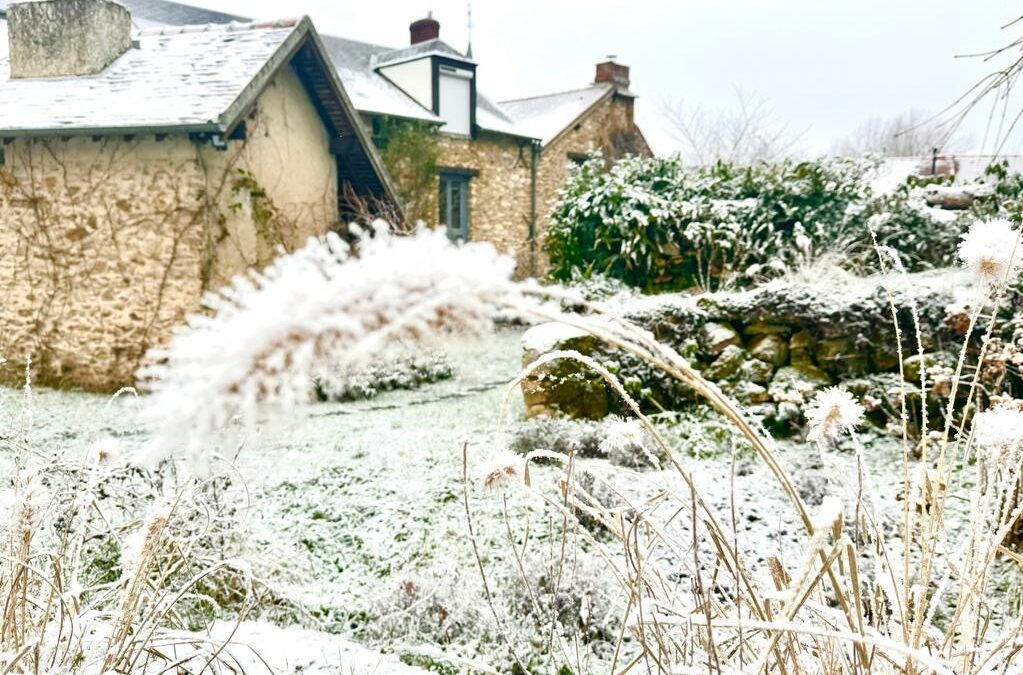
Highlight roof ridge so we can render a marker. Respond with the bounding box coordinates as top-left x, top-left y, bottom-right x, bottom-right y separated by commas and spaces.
134, 18, 300, 36
499, 83, 610, 105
